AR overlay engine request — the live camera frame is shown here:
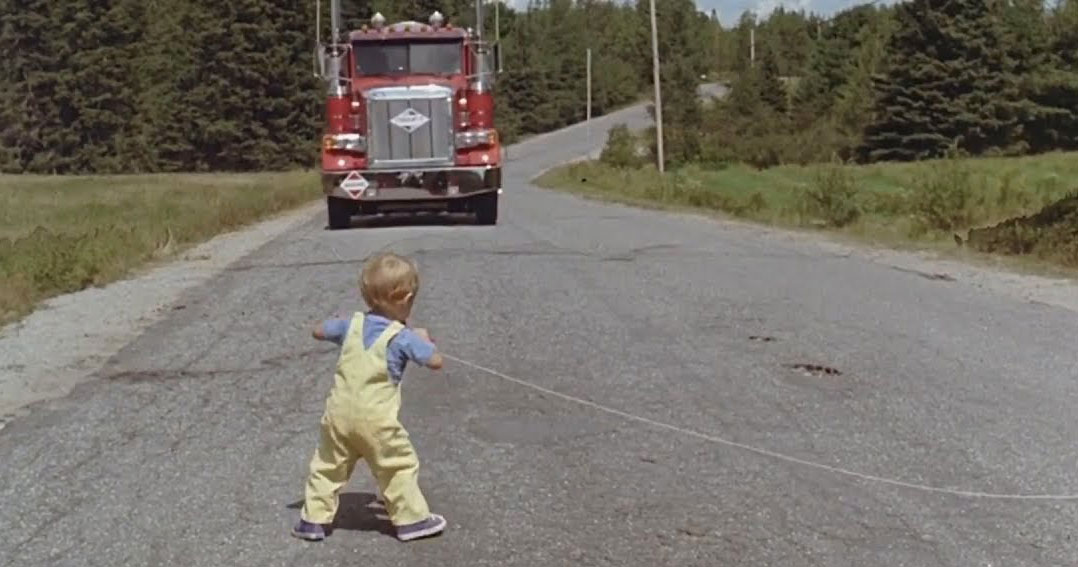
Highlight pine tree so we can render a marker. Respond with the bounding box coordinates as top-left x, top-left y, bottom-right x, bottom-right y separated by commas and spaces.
1, 0, 70, 172
859, 0, 1021, 162
757, 45, 786, 115
1021, 0, 1078, 152
793, 4, 879, 125
832, 9, 894, 141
